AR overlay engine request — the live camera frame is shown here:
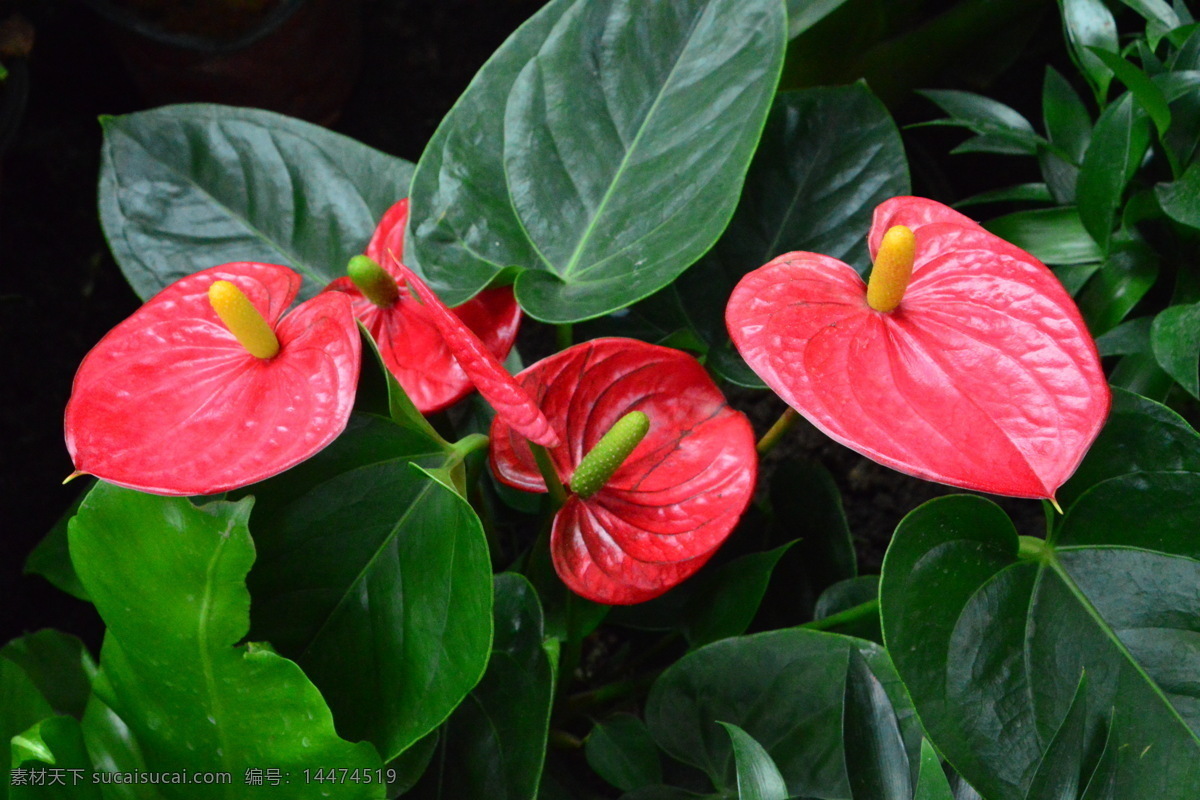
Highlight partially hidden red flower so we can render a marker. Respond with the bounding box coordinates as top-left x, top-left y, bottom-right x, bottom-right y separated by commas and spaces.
727, 196, 1109, 502
489, 338, 758, 605
396, 261, 559, 447
65, 262, 360, 496
325, 199, 521, 413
